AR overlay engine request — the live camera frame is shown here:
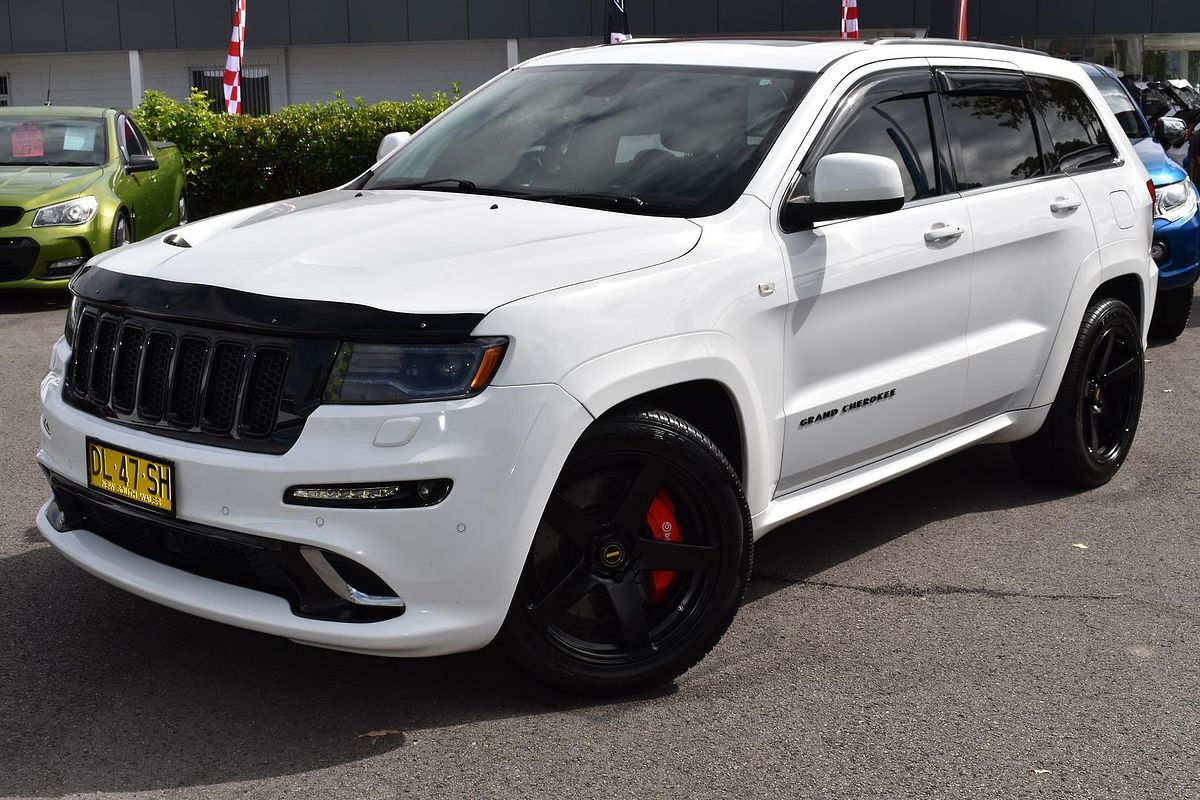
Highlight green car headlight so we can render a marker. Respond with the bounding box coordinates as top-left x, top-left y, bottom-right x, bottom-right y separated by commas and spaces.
33, 196, 99, 228
323, 338, 508, 404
